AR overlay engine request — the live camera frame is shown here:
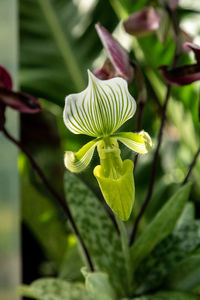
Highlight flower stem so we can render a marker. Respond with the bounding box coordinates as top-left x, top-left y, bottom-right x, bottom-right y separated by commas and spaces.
182, 147, 200, 185
129, 84, 171, 245
129, 7, 181, 246
131, 62, 147, 171
115, 216, 133, 295
2, 126, 94, 271
134, 99, 145, 170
